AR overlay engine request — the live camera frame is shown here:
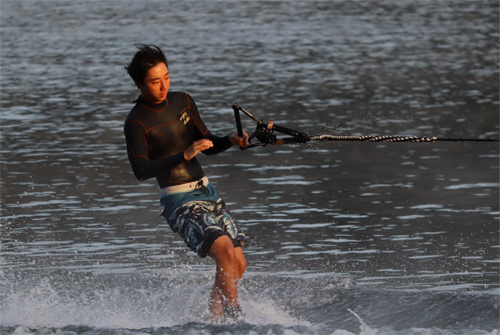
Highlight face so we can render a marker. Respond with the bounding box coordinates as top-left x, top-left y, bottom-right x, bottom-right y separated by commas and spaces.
137, 62, 170, 104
